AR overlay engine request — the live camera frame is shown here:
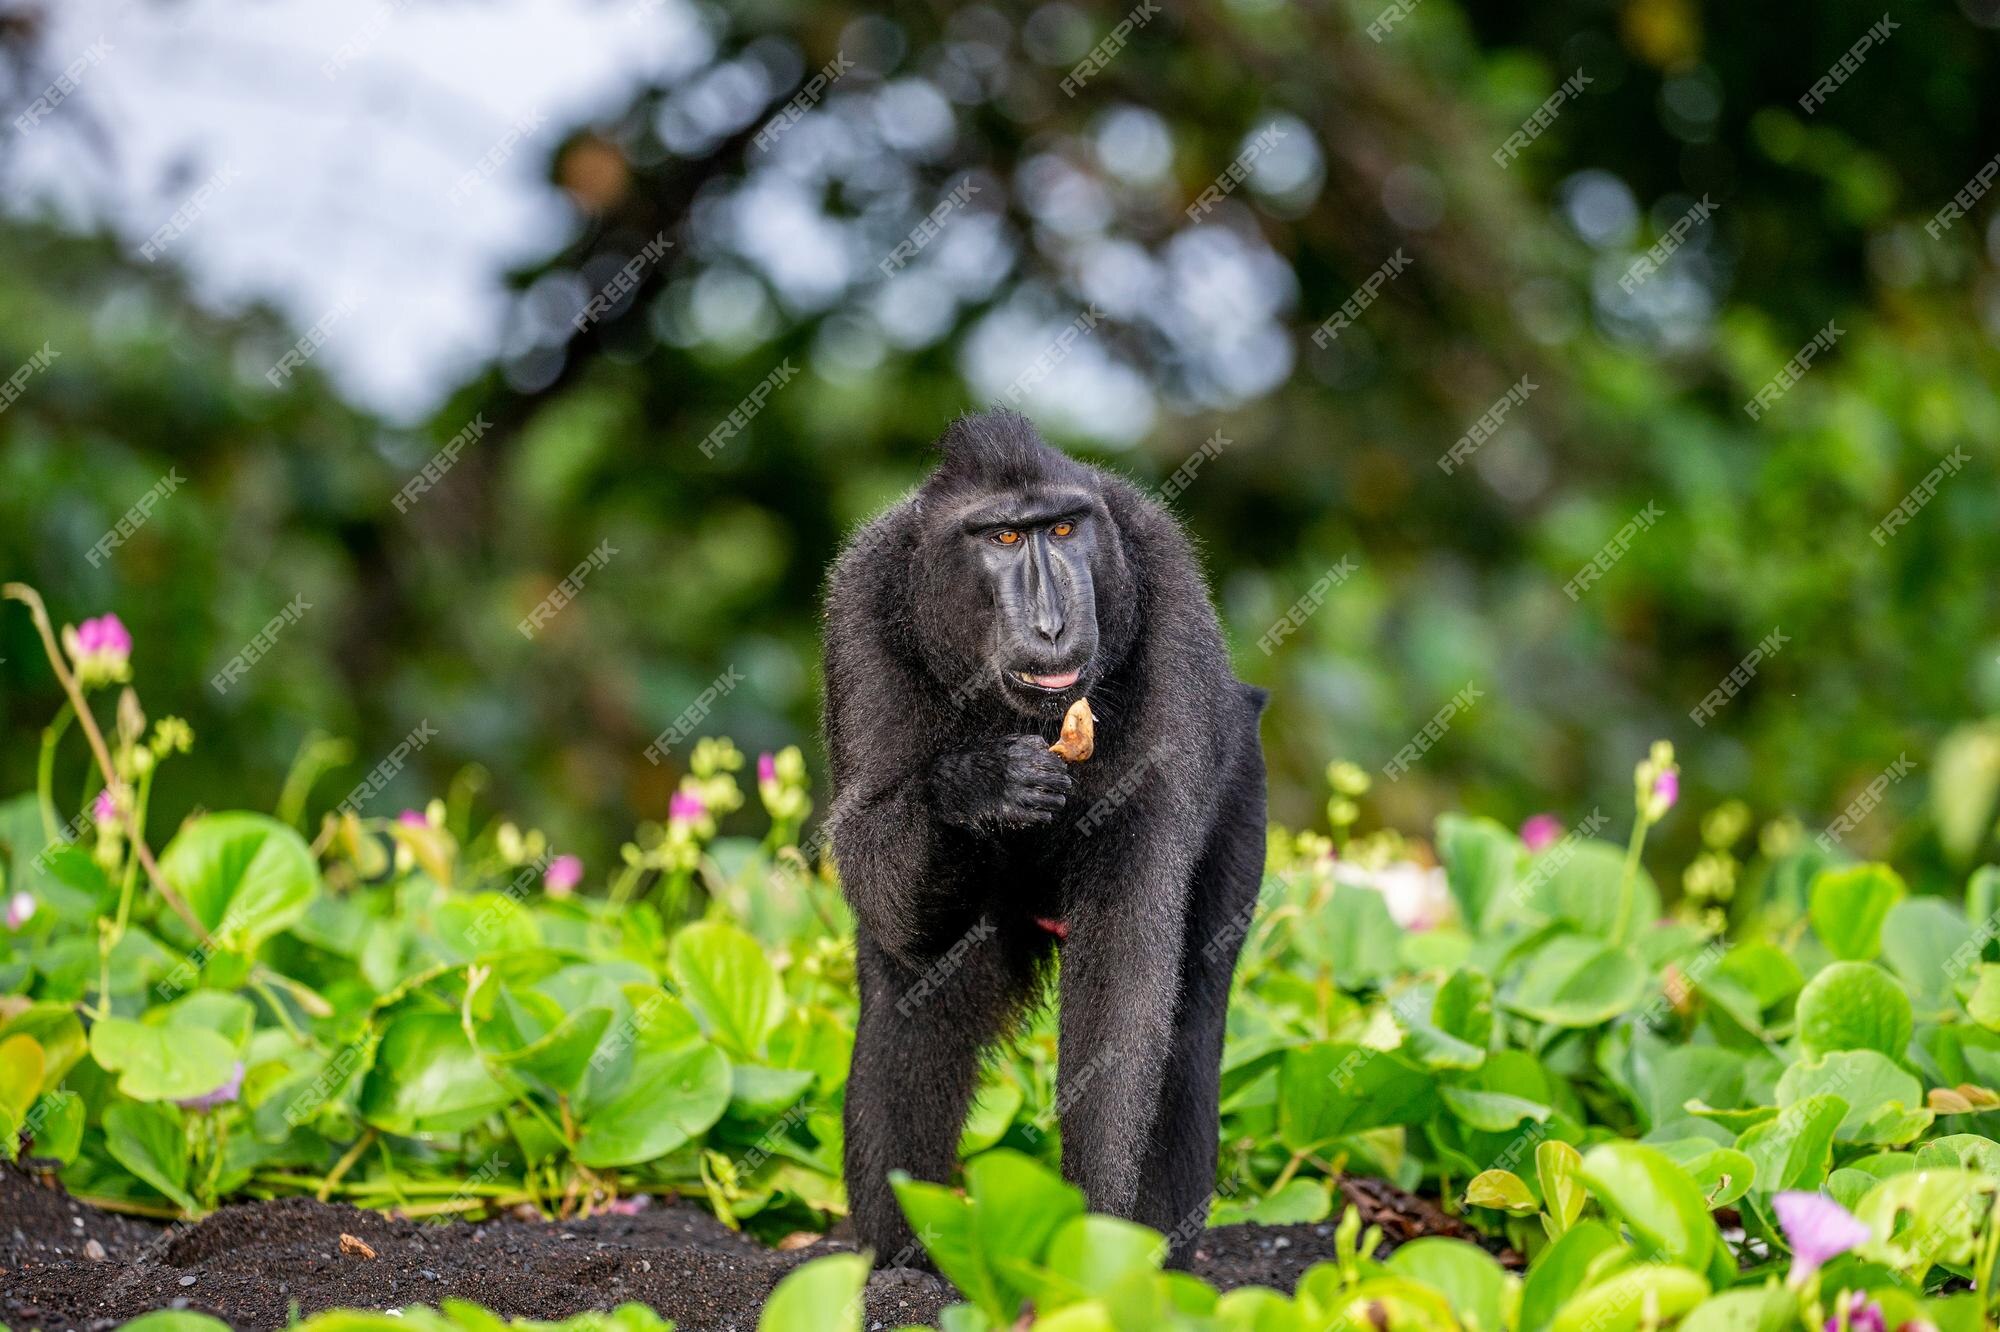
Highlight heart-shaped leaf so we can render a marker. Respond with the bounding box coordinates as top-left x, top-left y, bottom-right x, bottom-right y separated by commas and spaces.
159, 812, 319, 954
